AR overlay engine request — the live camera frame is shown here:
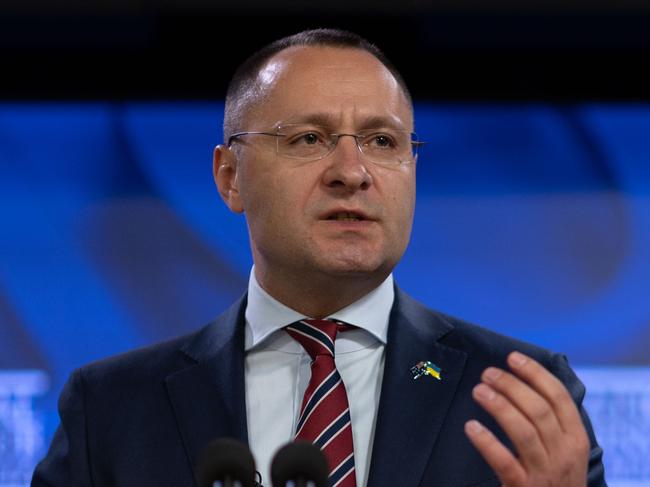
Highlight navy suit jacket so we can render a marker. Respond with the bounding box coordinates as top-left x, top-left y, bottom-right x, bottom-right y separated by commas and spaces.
32, 288, 606, 486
